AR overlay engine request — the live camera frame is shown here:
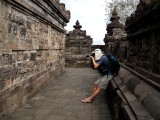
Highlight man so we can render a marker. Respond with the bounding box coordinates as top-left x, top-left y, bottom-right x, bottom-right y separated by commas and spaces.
81, 49, 113, 103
